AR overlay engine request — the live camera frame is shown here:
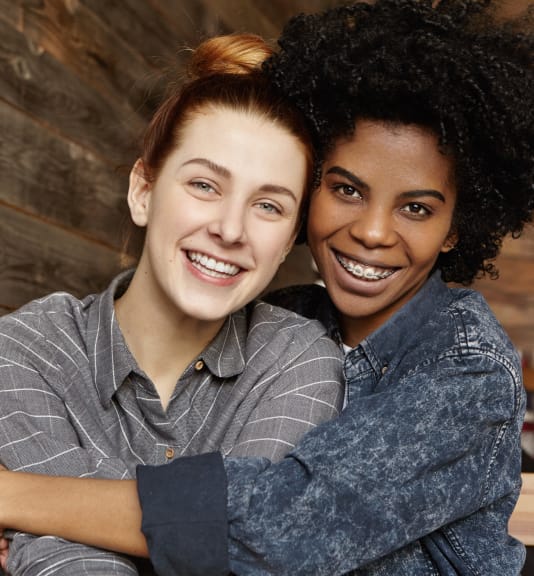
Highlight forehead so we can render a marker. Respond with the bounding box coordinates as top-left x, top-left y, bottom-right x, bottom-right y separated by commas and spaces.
327, 120, 454, 187
164, 107, 308, 198
177, 107, 305, 166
